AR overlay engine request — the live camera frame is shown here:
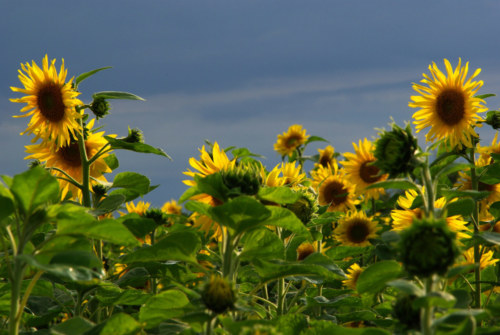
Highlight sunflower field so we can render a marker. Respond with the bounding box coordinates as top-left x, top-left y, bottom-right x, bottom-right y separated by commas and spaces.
2, 56, 500, 335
